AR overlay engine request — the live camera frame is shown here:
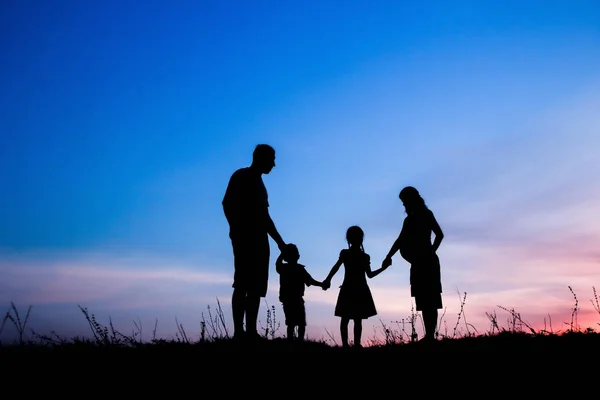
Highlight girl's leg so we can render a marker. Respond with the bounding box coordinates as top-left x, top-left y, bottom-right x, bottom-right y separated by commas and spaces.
340, 318, 350, 347
353, 319, 363, 347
